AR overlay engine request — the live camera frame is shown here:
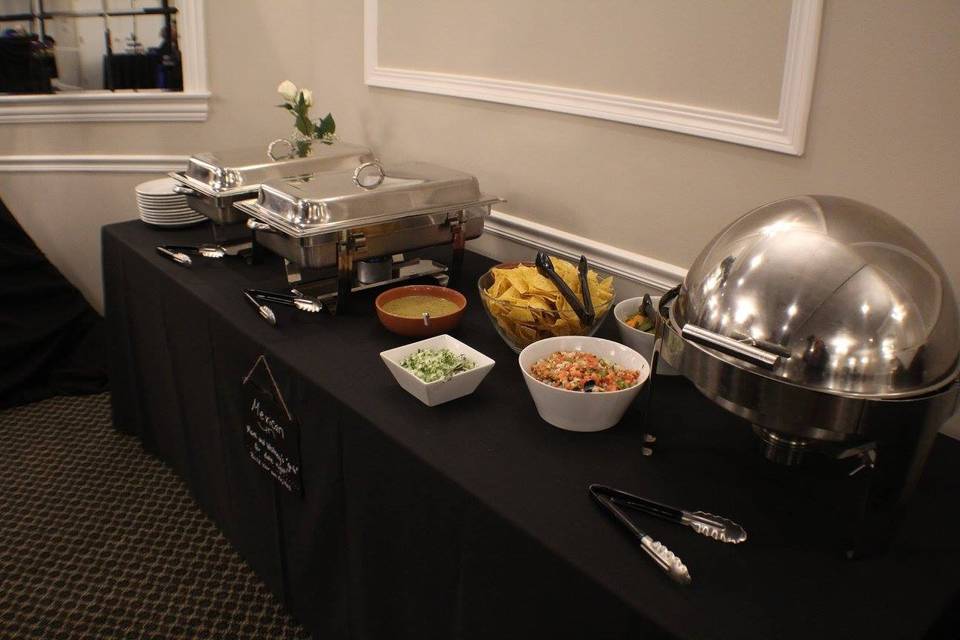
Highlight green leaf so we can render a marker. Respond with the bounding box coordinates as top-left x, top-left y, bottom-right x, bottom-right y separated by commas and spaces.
294, 112, 314, 137
316, 112, 336, 138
